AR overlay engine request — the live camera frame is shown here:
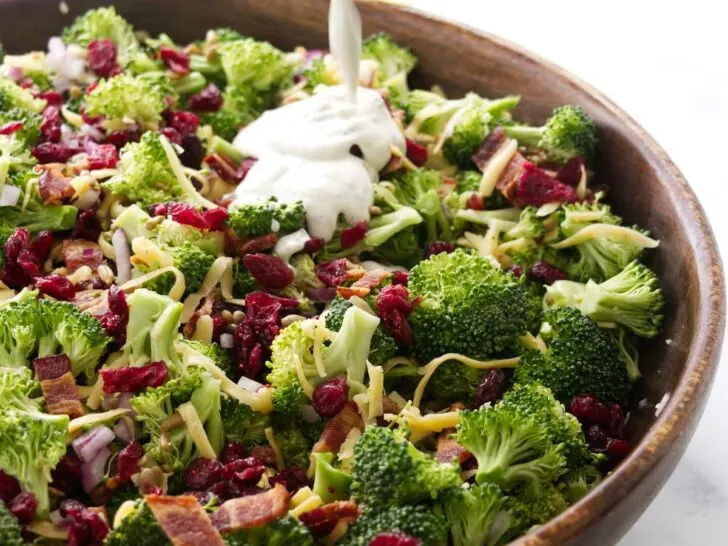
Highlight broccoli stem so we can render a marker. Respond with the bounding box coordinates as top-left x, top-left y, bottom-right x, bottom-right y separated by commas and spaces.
324, 306, 381, 384
208, 135, 244, 164
171, 71, 207, 95
189, 54, 222, 76
503, 125, 543, 147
